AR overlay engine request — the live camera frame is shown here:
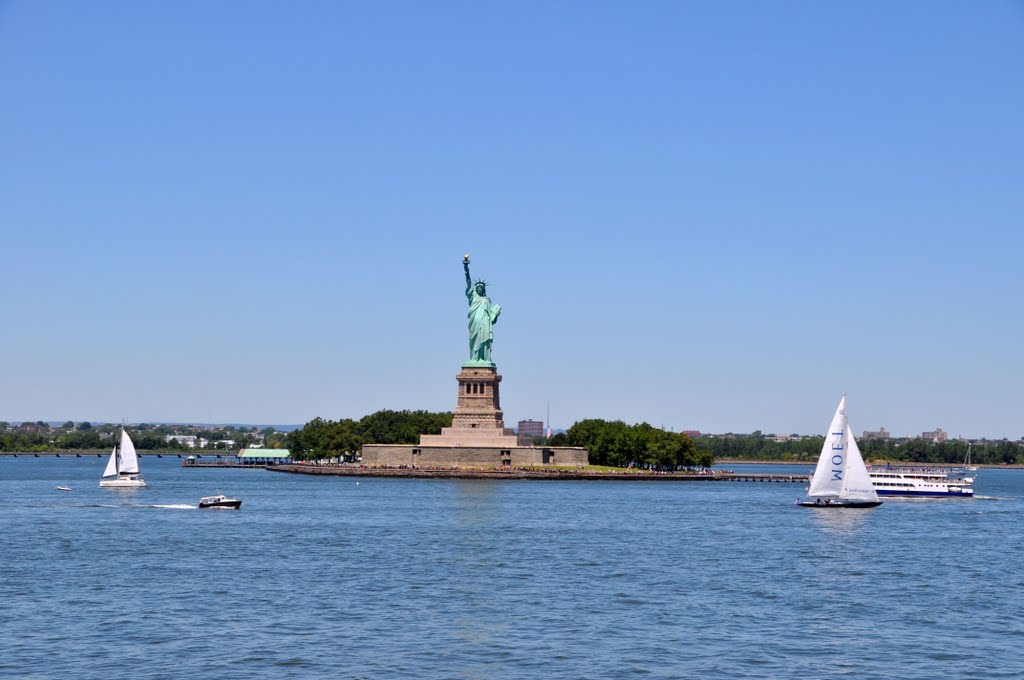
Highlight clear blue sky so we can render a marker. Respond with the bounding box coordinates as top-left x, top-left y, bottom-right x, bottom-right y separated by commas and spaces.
2, 1, 1022, 438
